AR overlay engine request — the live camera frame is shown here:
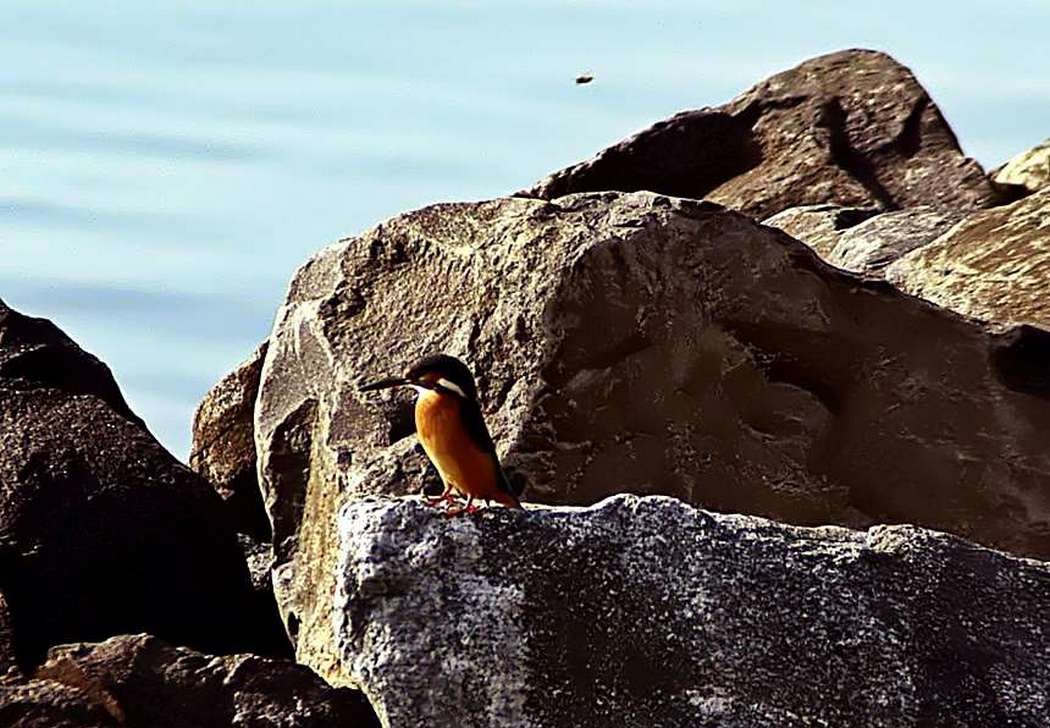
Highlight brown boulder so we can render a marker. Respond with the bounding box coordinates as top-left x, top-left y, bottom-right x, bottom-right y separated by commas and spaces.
190, 342, 270, 540
522, 49, 1001, 219
0, 300, 266, 667
886, 188, 1050, 329
255, 191, 1050, 658
0, 680, 114, 728
0, 634, 379, 728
